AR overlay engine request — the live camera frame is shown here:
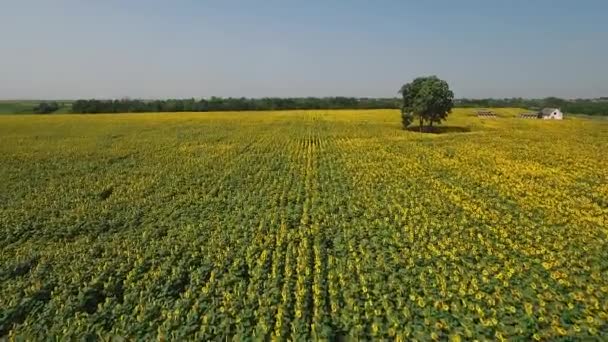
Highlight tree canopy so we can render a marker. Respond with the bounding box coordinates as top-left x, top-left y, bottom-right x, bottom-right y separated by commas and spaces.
33, 101, 60, 114
399, 76, 454, 131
